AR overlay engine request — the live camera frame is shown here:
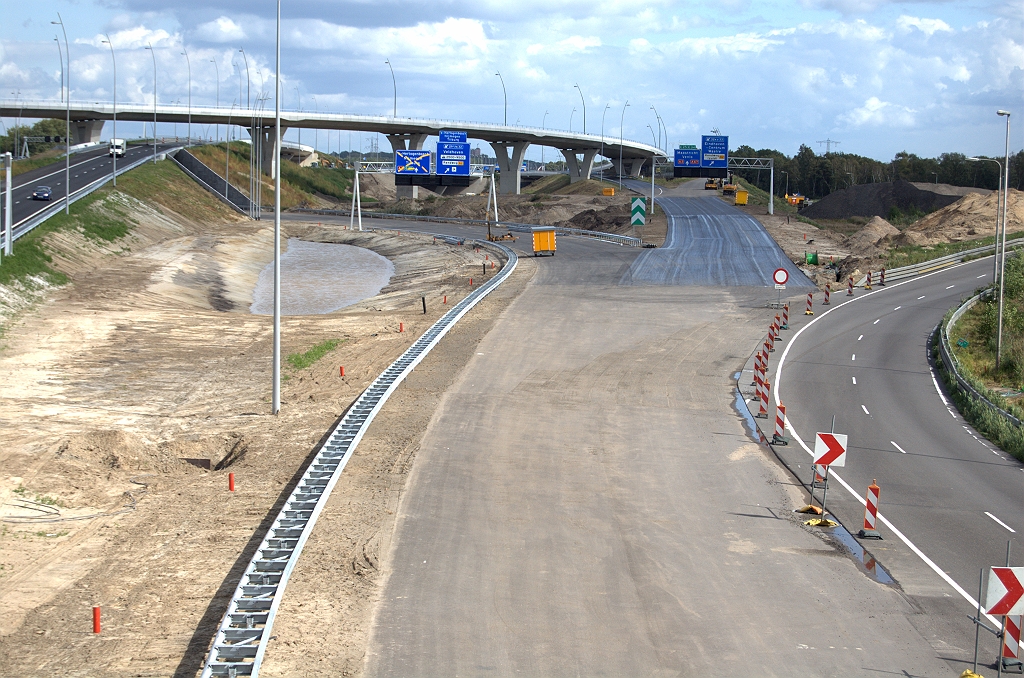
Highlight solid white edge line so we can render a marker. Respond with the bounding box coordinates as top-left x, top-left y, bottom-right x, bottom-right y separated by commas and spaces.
775, 256, 999, 627
985, 512, 1017, 533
